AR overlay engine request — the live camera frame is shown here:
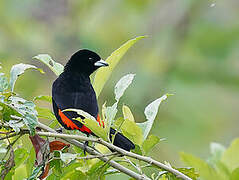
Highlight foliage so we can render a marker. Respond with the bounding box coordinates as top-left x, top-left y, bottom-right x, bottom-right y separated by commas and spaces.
181, 139, 239, 180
